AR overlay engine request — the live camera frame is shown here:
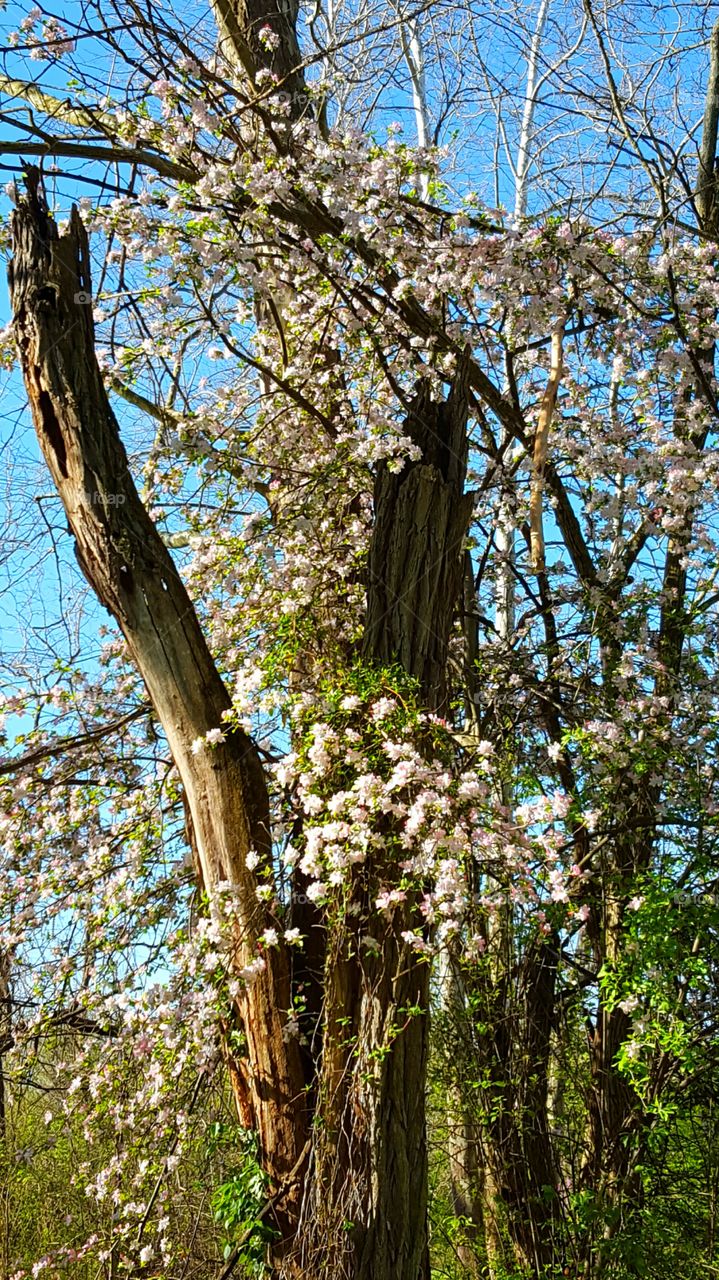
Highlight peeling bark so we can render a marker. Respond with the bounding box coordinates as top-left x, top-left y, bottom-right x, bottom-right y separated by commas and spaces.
8, 172, 308, 1247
